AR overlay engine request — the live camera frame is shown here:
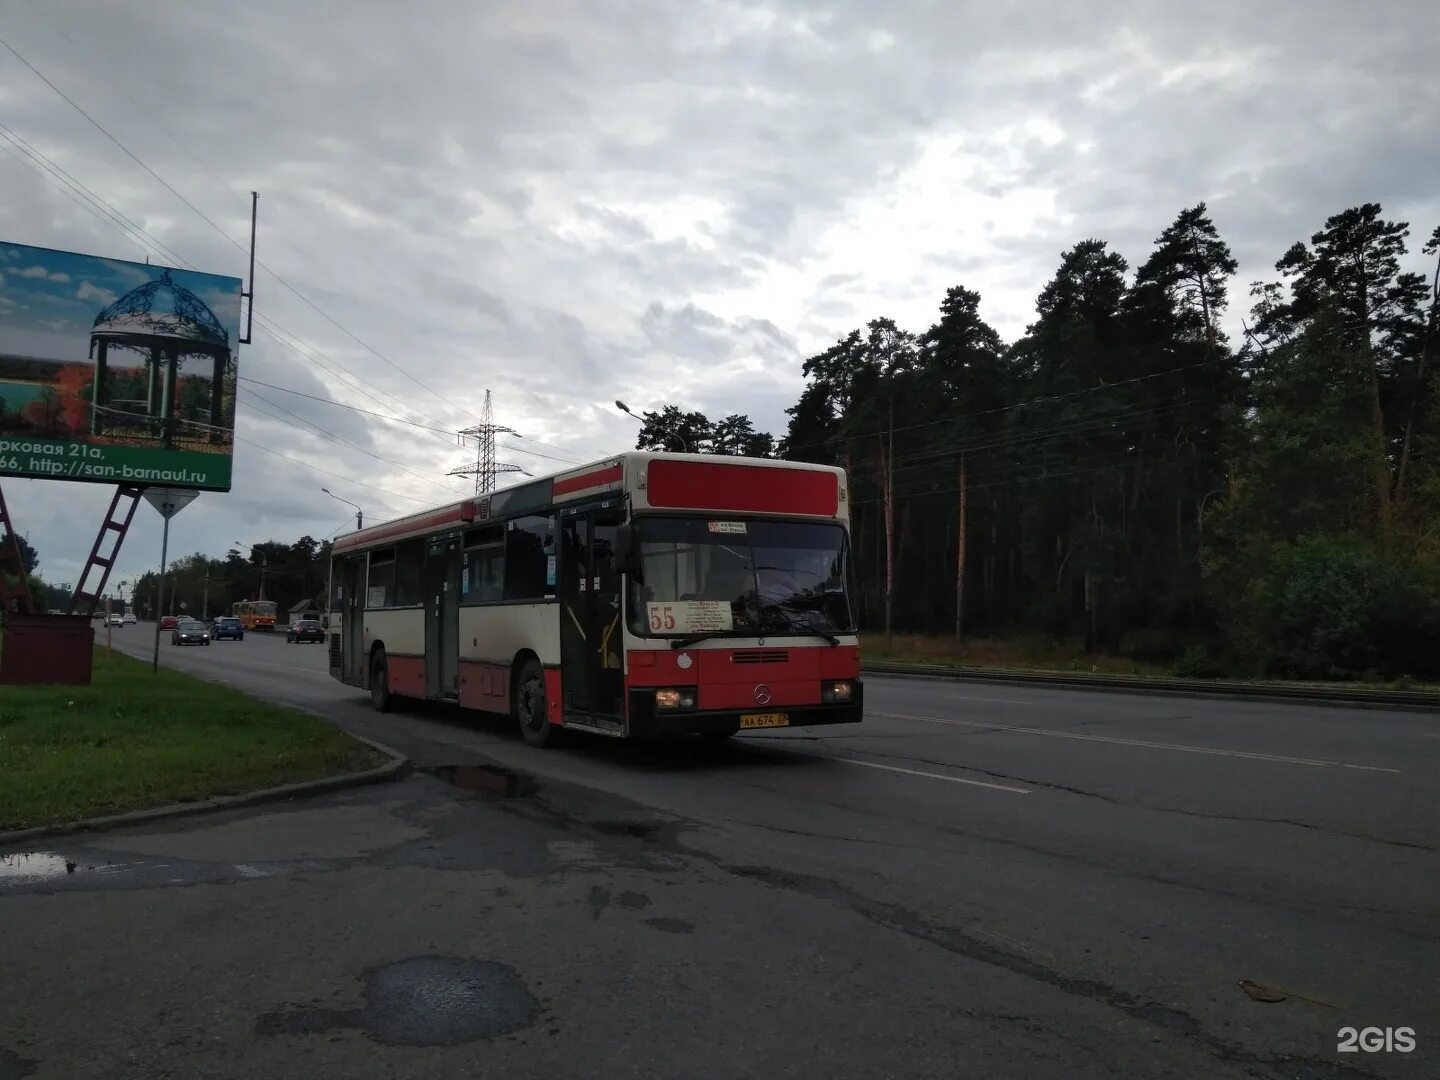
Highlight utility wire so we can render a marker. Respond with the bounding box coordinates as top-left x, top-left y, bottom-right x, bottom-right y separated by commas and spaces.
781, 360, 1220, 456
234, 436, 430, 507
240, 388, 470, 496
0, 29, 467, 419
0, 116, 470, 466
